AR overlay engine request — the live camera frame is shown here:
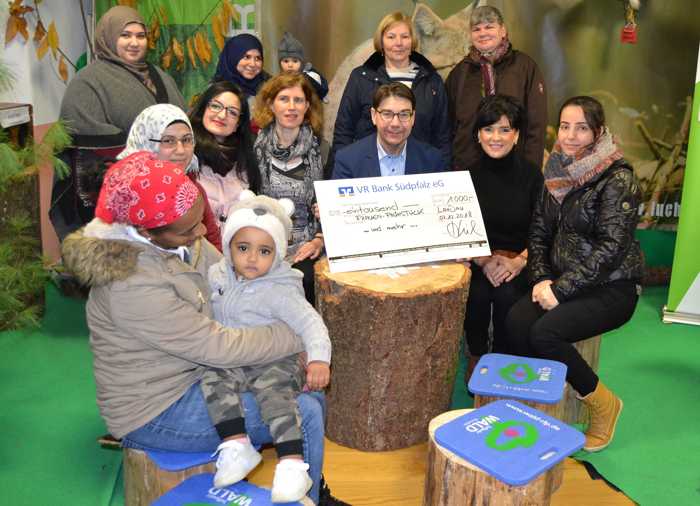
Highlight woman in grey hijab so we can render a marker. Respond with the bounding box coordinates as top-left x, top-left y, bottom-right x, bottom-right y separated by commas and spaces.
52, 5, 186, 239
